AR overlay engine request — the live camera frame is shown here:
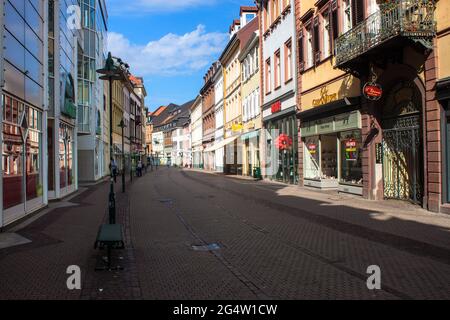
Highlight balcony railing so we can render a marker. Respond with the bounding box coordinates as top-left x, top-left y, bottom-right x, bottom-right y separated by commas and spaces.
335, 0, 436, 68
